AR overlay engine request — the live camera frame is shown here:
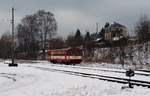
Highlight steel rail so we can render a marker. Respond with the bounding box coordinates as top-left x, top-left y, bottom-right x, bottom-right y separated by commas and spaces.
50, 64, 150, 76
29, 66, 150, 88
